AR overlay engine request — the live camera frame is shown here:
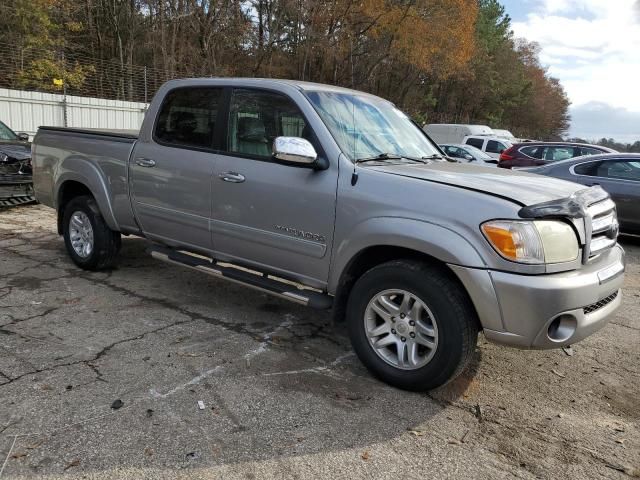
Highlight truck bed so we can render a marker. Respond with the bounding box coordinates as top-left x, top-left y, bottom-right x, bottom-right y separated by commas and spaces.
32, 126, 140, 233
